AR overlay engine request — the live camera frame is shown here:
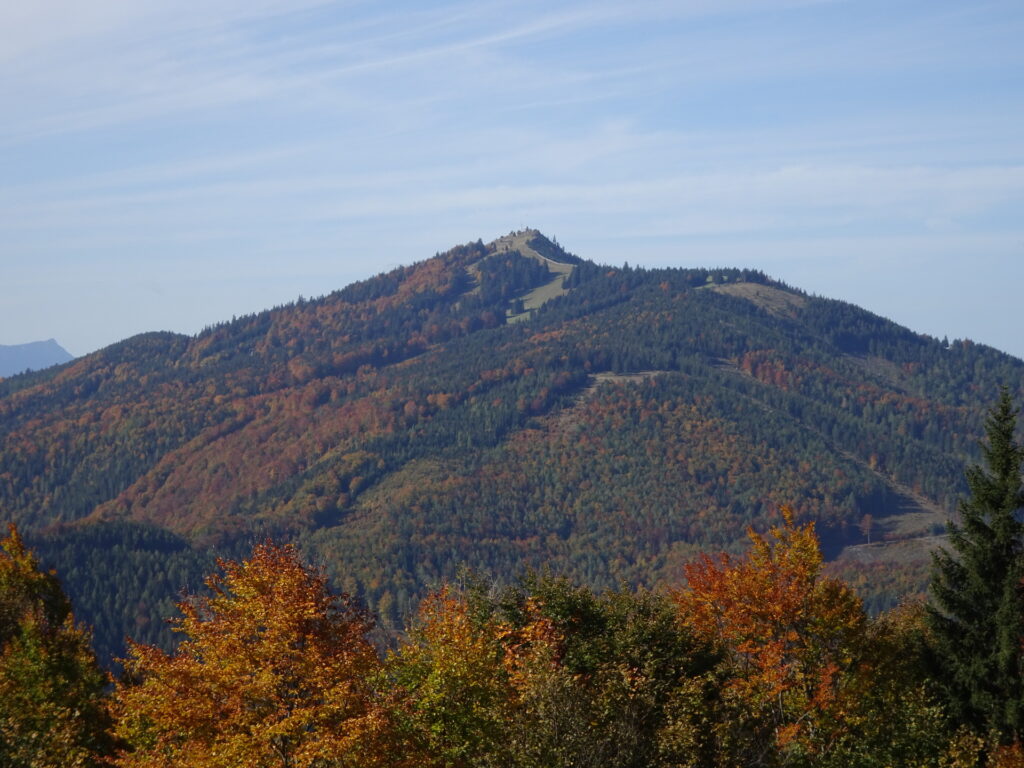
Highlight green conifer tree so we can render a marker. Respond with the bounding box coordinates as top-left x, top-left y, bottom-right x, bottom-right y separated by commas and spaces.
929, 387, 1024, 740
